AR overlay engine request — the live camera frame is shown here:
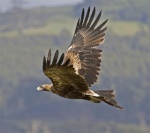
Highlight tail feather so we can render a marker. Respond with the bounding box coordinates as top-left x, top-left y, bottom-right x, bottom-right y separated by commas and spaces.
95, 90, 115, 98
92, 90, 123, 109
